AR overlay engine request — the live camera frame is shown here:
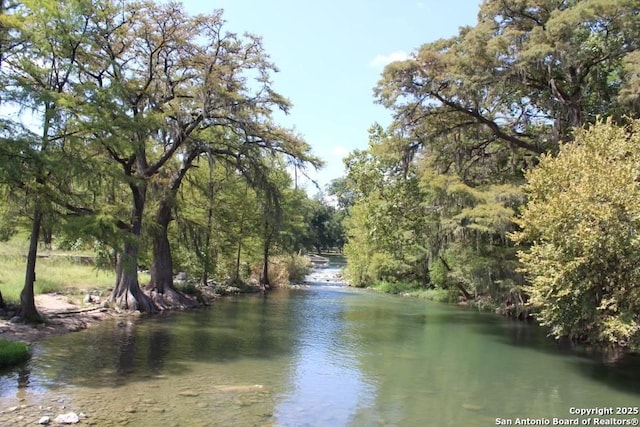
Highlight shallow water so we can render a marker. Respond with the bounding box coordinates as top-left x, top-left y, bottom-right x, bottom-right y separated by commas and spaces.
1, 269, 639, 426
